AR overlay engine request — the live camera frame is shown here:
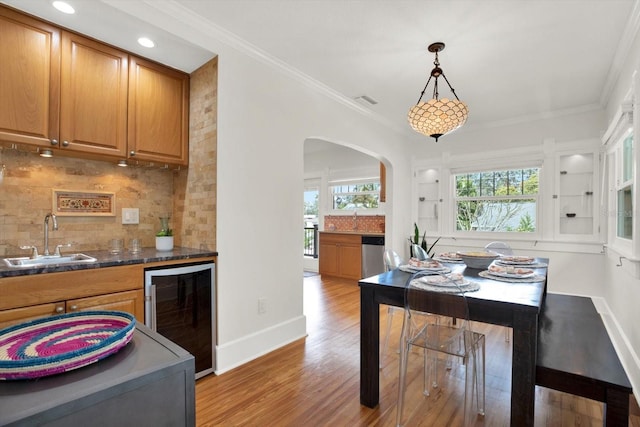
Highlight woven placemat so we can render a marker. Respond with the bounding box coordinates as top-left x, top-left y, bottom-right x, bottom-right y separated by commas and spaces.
0, 310, 135, 380
478, 270, 546, 283
410, 278, 480, 293
399, 265, 452, 274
